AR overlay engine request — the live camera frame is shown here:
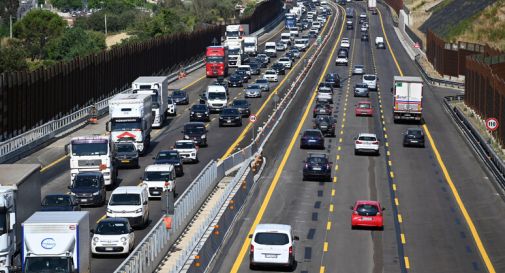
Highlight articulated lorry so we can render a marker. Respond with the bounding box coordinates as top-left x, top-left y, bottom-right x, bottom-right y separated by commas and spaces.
22, 211, 90, 273
392, 76, 424, 123
132, 76, 169, 128
108, 93, 153, 155
0, 164, 41, 273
